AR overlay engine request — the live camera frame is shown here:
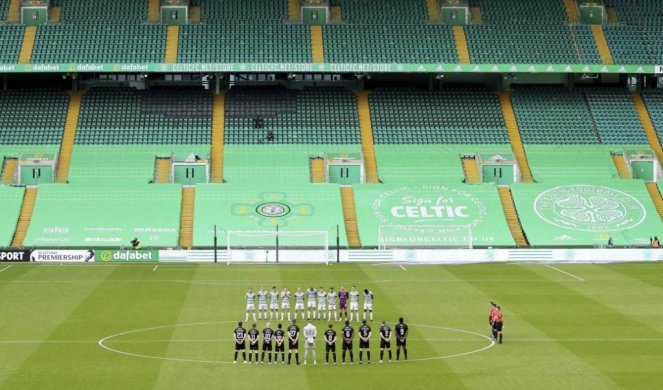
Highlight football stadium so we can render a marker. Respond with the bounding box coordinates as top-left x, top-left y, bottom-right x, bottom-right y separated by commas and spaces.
1, 0, 663, 388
